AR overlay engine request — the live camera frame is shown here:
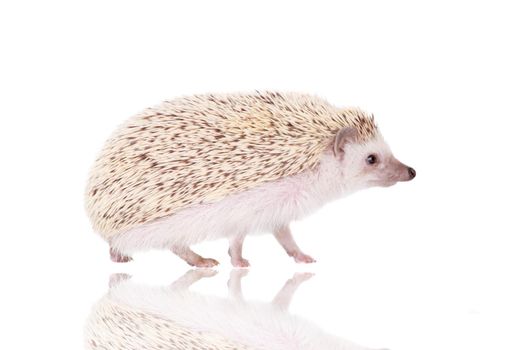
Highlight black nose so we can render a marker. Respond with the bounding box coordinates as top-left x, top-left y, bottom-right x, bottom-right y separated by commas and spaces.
407, 167, 416, 179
